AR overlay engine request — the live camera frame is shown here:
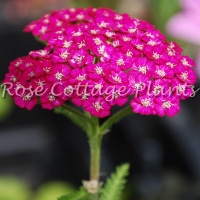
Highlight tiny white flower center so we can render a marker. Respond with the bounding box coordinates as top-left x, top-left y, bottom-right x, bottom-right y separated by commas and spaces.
112, 40, 120, 47
60, 50, 69, 59
78, 41, 86, 48
11, 75, 16, 82
153, 52, 160, 59
134, 82, 144, 90
58, 35, 64, 40
153, 85, 162, 95
177, 84, 185, 93
76, 74, 86, 81
93, 38, 102, 45
72, 31, 82, 37
141, 99, 151, 107
38, 50, 48, 56
76, 14, 84, 20
181, 58, 190, 66
168, 50, 175, 56
126, 50, 133, 57
115, 14, 123, 20
23, 94, 31, 101
106, 31, 115, 37
122, 36, 131, 42
147, 40, 157, 46
48, 95, 56, 102
15, 60, 22, 67
29, 71, 34, 77
63, 41, 72, 48
93, 101, 103, 112
36, 80, 45, 87
166, 62, 176, 68
138, 66, 147, 74
98, 21, 108, 28
94, 66, 103, 74
43, 67, 51, 73
98, 46, 105, 55
75, 55, 85, 63
156, 69, 166, 77
169, 42, 175, 48
180, 72, 188, 81
65, 86, 73, 94
91, 29, 99, 35
116, 58, 125, 66
162, 101, 172, 109
117, 23, 123, 28
112, 75, 122, 83
25, 63, 33, 67
94, 83, 103, 90
128, 28, 137, 33
146, 32, 154, 38
56, 21, 62, 27
40, 26, 47, 34
136, 44, 143, 50
29, 24, 36, 30
82, 92, 89, 100
64, 14, 70, 19
55, 72, 64, 81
